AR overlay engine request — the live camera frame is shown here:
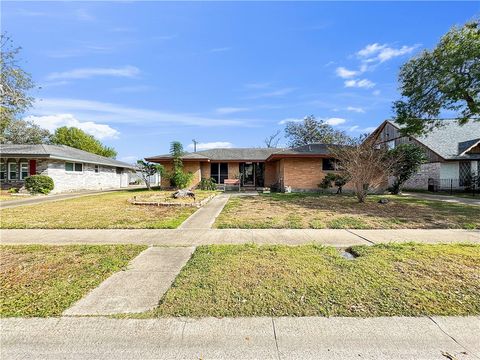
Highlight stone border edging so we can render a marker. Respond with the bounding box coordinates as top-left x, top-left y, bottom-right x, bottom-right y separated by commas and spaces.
129, 193, 217, 208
